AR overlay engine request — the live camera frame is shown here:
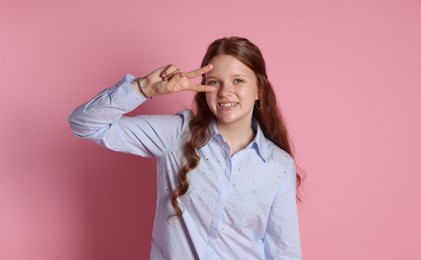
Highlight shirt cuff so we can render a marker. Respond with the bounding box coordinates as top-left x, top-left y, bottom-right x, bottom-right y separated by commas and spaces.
108, 74, 148, 112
